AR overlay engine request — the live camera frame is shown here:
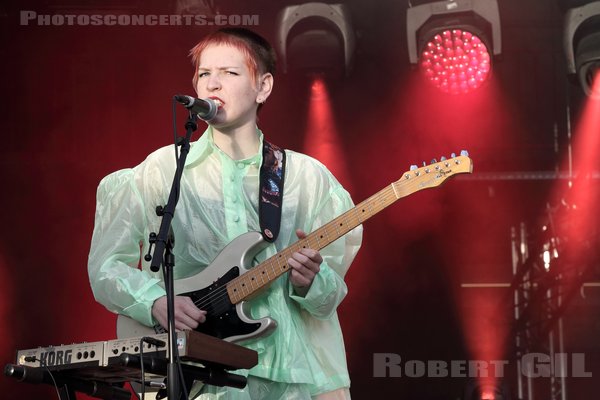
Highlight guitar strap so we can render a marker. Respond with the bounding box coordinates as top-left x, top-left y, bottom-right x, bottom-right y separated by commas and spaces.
259, 140, 286, 242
